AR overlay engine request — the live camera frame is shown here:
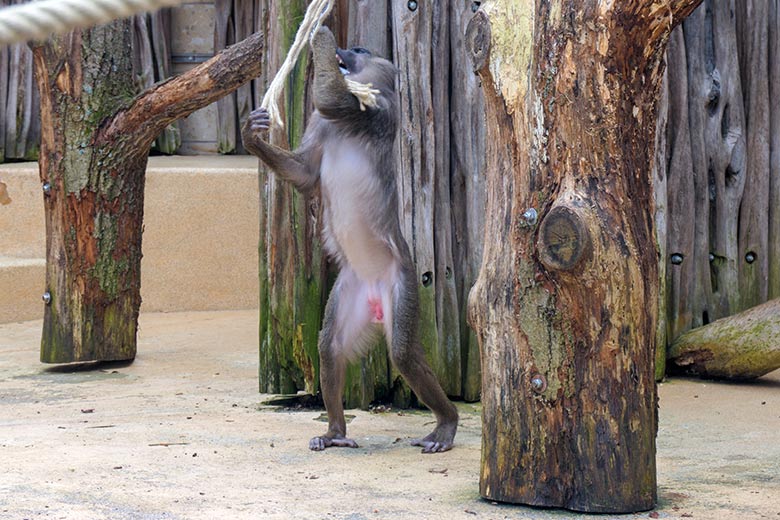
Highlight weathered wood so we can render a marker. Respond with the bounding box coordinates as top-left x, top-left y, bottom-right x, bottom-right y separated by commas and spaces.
450, 1, 485, 401
34, 25, 265, 363
653, 67, 669, 381
257, 0, 324, 395
669, 298, 780, 379
391, 0, 460, 400
467, 0, 702, 511
736, 0, 770, 310
769, 0, 780, 300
